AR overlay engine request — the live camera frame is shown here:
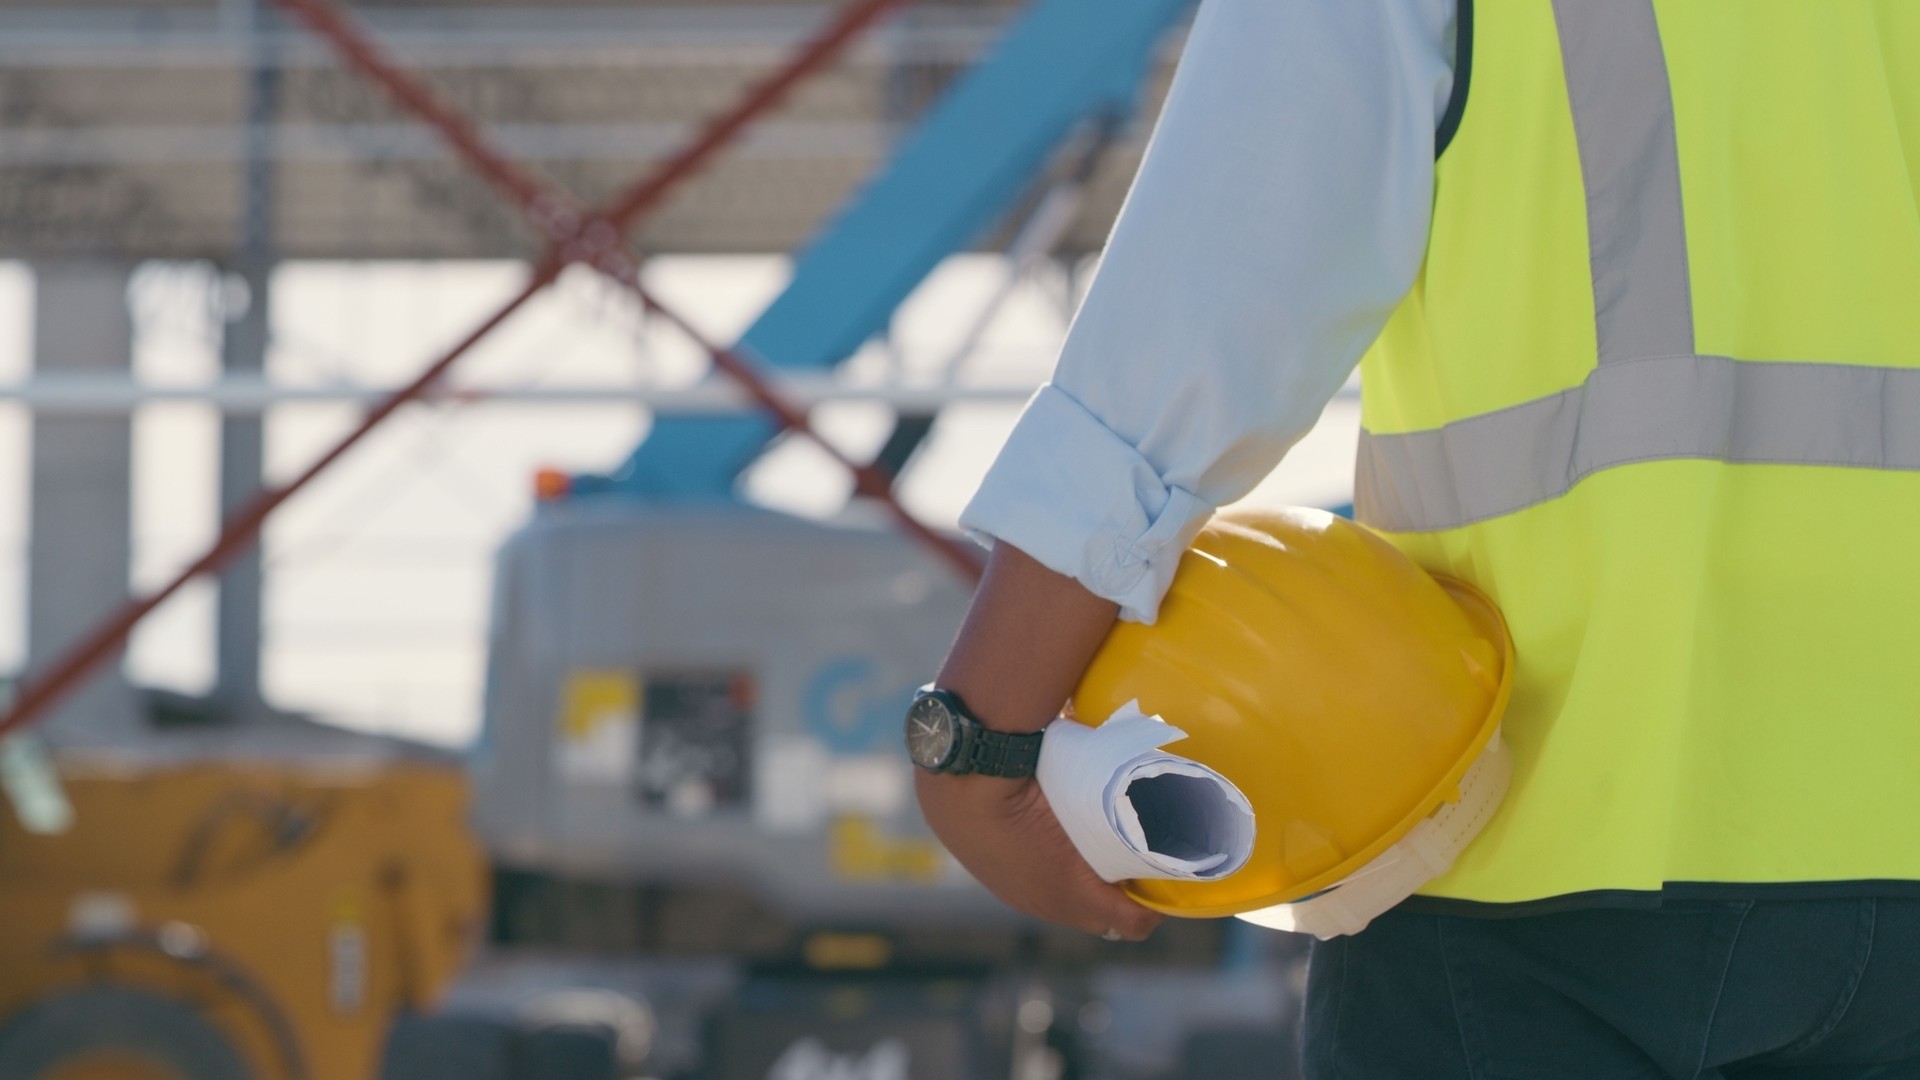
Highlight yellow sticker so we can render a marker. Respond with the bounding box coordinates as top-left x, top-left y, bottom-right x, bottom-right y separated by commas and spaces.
829, 817, 943, 883
330, 890, 364, 923
560, 670, 641, 741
